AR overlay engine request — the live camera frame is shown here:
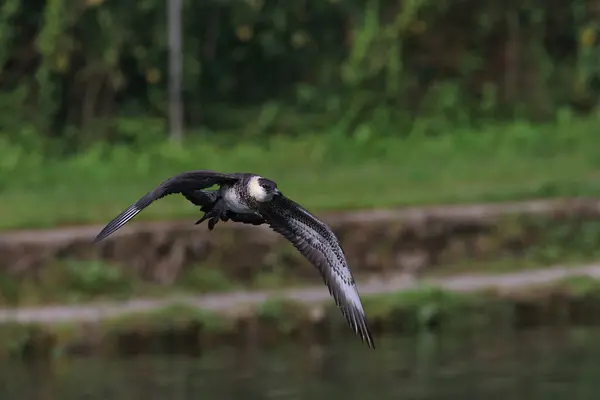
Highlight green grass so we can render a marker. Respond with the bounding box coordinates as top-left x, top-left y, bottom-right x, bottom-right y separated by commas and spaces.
2, 115, 600, 230
0, 260, 241, 307
1, 255, 598, 308
5, 276, 600, 360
